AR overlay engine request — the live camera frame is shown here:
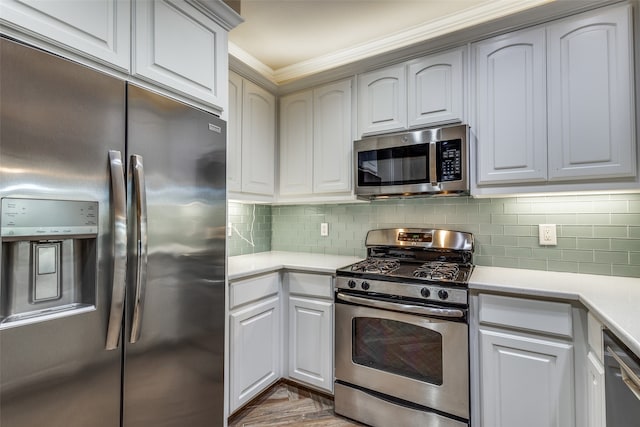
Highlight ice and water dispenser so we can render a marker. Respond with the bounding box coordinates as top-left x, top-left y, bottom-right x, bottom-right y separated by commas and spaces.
1, 198, 98, 327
